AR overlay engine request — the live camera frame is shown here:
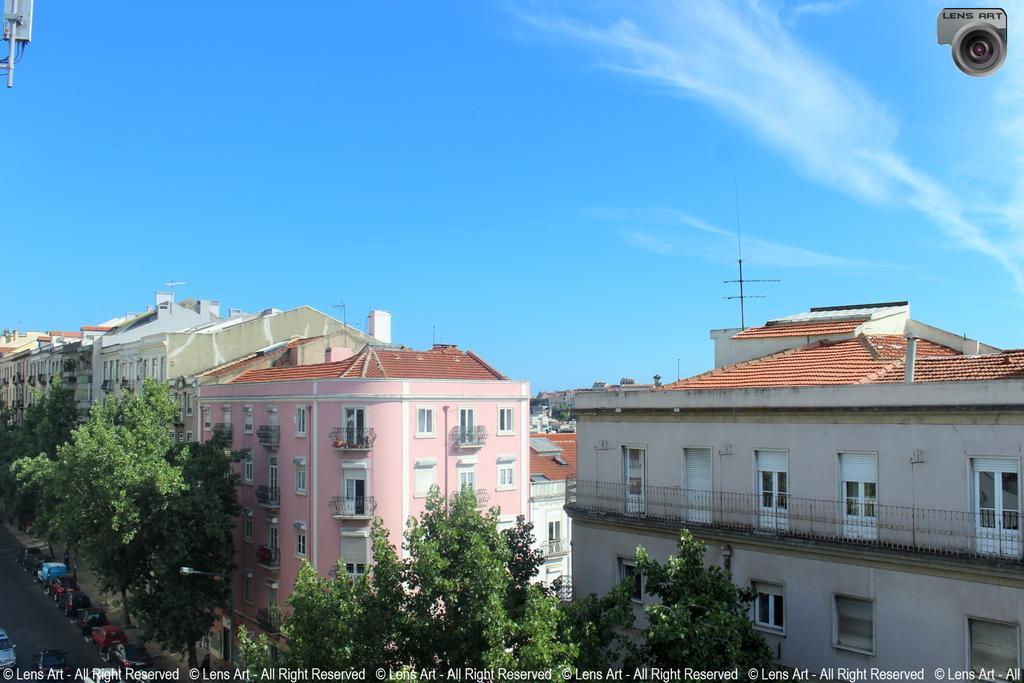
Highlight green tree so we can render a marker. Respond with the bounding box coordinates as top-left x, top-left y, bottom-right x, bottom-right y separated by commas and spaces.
558, 584, 639, 671
633, 530, 772, 672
